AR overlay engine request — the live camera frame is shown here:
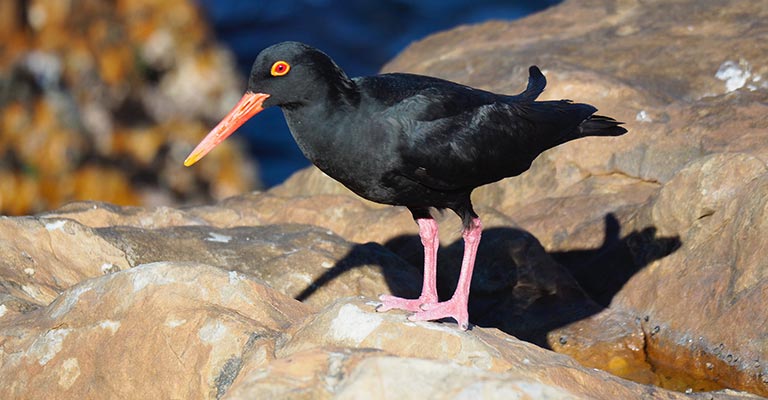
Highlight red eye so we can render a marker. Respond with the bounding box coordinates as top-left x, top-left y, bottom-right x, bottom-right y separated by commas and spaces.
271, 61, 291, 76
